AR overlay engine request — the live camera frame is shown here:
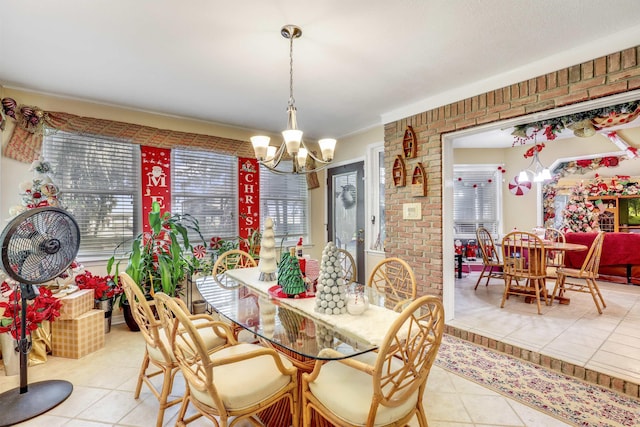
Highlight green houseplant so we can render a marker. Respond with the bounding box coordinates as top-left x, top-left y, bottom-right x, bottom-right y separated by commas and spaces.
108, 201, 205, 300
